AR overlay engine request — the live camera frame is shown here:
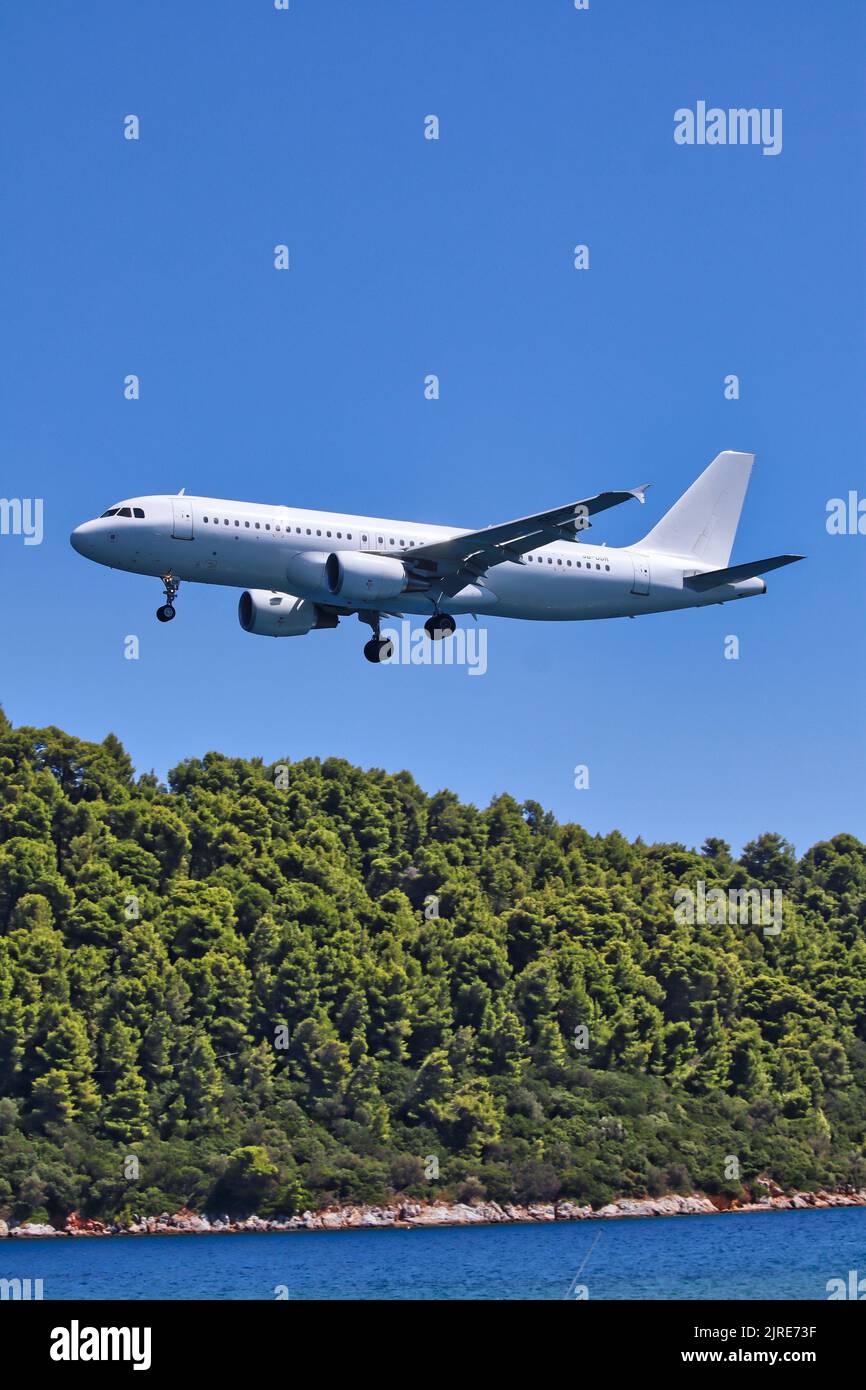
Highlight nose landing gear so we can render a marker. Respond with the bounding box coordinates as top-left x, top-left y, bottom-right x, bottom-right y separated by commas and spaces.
157, 574, 179, 623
